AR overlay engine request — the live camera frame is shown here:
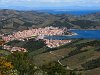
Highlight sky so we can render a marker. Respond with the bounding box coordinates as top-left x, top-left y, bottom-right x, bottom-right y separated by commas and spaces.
0, 0, 100, 10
